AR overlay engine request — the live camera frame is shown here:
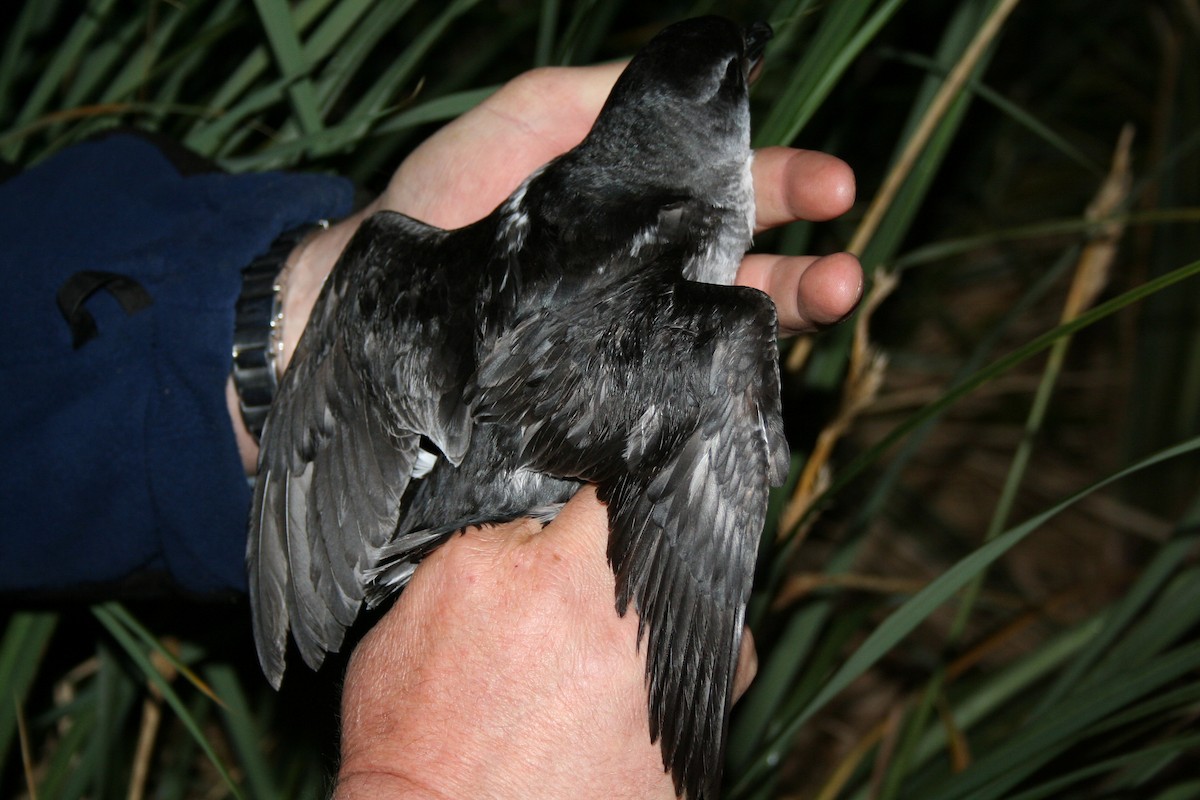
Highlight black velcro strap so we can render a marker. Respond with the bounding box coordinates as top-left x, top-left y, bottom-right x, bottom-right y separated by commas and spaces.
57, 270, 154, 349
